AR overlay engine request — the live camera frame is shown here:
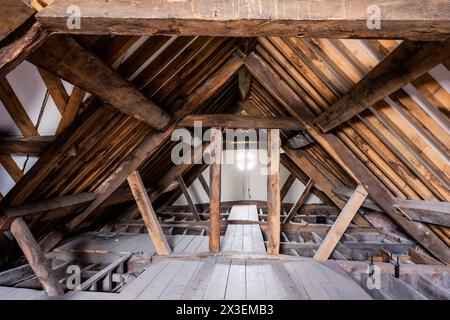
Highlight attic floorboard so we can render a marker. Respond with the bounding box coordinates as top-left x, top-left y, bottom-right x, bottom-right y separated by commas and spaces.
0, 258, 372, 300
